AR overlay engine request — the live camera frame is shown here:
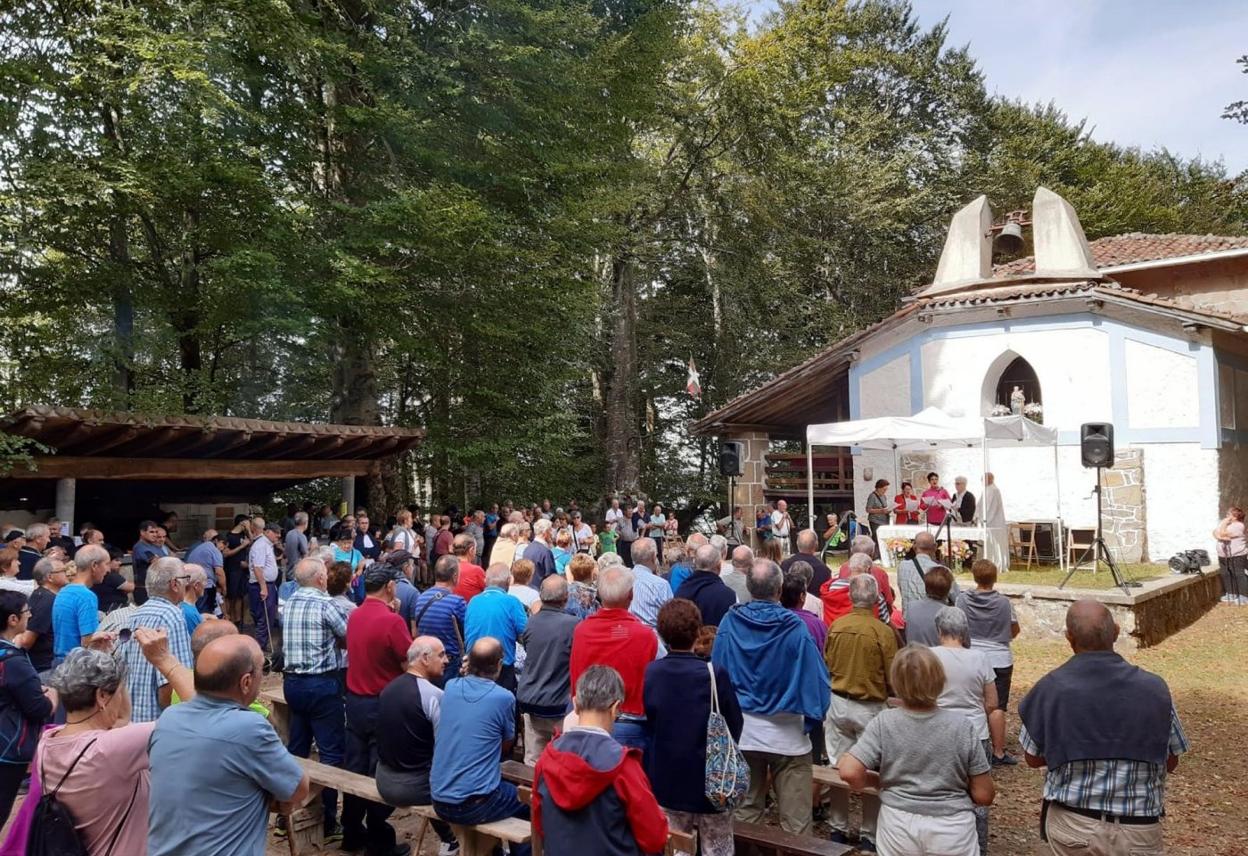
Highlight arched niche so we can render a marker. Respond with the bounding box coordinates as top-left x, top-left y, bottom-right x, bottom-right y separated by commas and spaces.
981, 351, 1043, 420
